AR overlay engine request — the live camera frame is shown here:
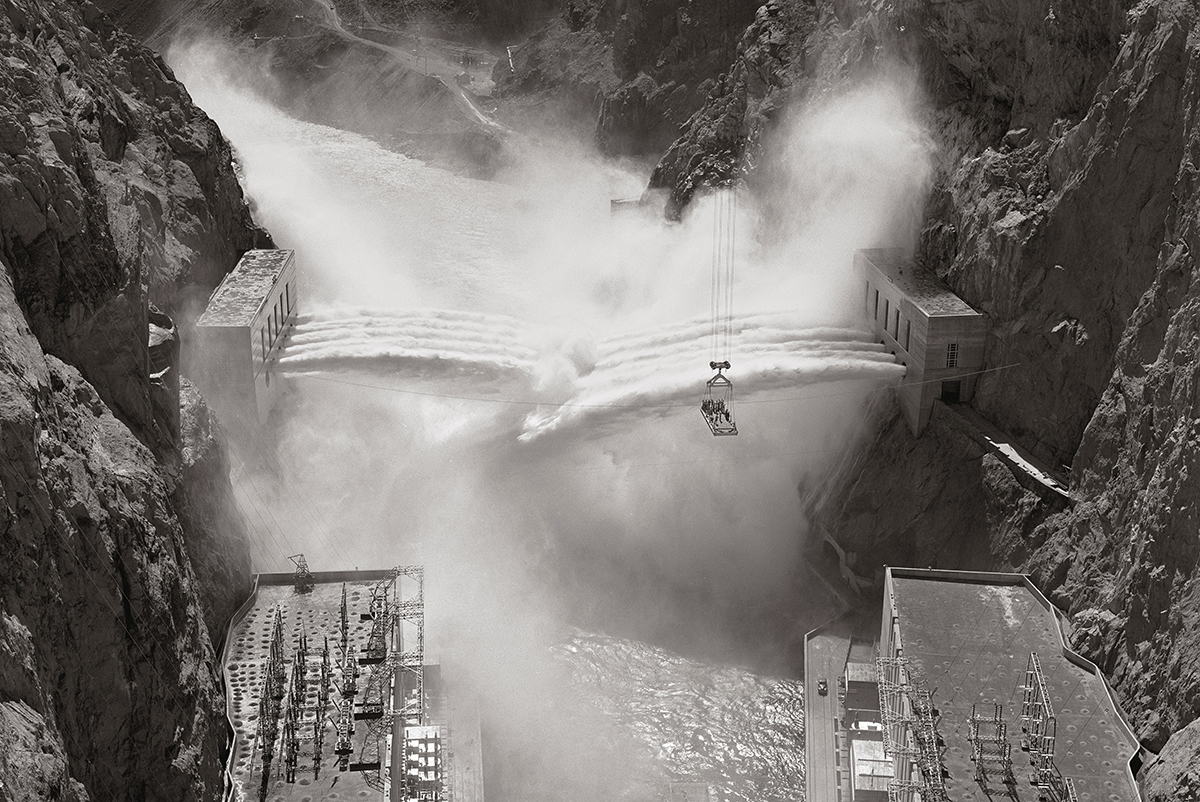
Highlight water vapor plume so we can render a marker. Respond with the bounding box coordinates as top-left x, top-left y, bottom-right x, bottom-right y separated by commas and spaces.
170, 40, 936, 800
755, 70, 937, 319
